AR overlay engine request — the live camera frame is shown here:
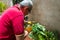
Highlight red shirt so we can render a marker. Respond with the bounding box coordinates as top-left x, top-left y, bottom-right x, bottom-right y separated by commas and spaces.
0, 6, 24, 40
